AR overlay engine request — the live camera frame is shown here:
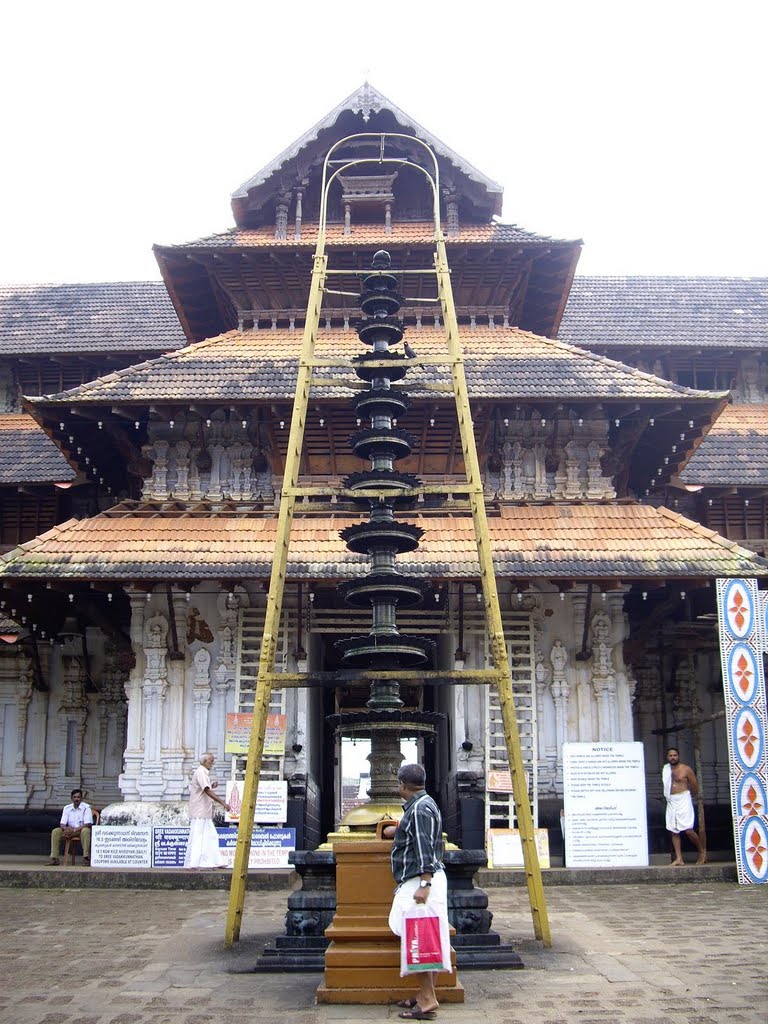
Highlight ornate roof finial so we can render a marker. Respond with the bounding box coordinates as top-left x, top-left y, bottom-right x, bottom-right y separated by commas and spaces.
350, 82, 383, 123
